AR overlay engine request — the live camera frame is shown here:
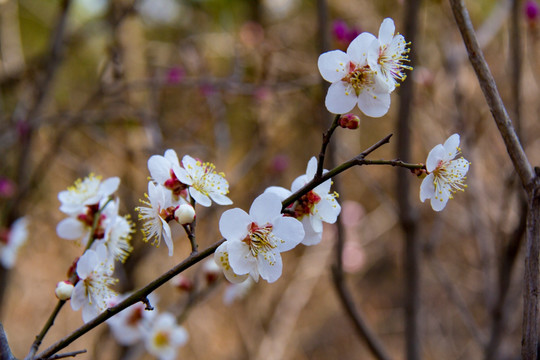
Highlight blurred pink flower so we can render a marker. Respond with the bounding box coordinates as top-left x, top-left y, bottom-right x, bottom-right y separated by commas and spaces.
166, 67, 184, 84
525, 0, 540, 22
0, 178, 15, 198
